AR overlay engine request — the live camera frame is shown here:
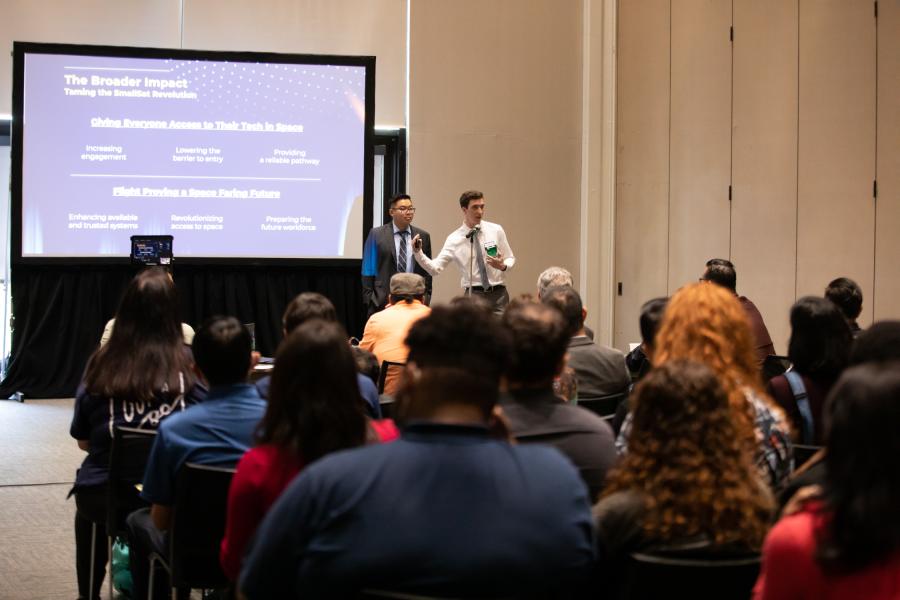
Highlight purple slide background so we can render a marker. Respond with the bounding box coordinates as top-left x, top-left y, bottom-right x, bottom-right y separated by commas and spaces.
22, 53, 366, 258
